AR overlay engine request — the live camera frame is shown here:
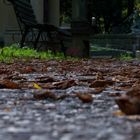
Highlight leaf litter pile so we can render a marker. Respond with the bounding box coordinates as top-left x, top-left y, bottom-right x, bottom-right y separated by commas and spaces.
1, 58, 140, 116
